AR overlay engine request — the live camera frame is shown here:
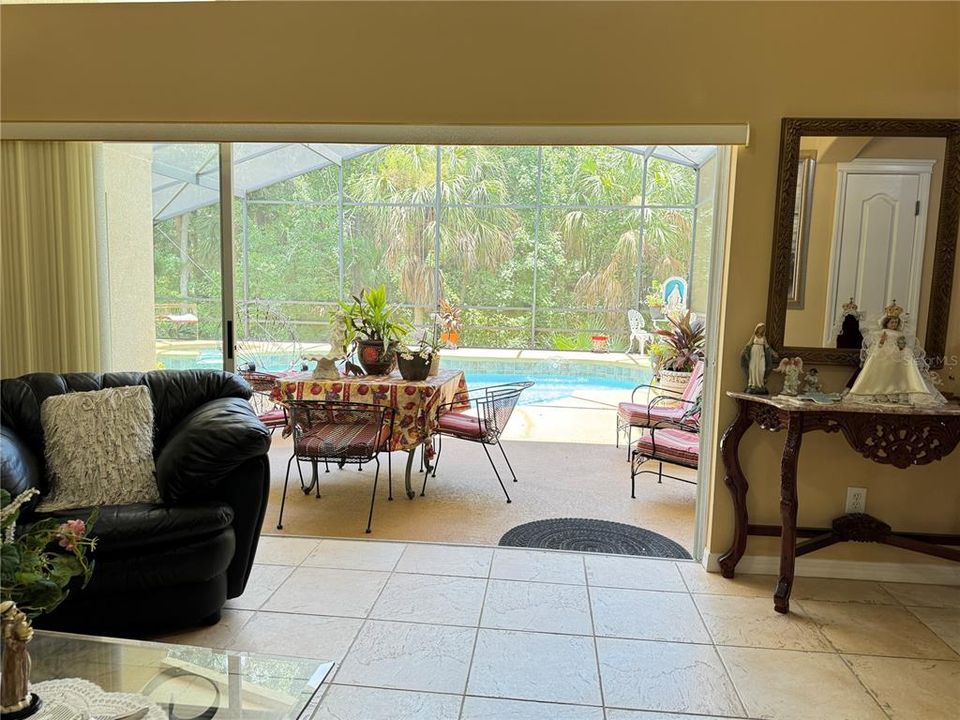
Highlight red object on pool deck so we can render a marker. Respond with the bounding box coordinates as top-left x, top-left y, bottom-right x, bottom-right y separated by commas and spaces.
591, 335, 609, 353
